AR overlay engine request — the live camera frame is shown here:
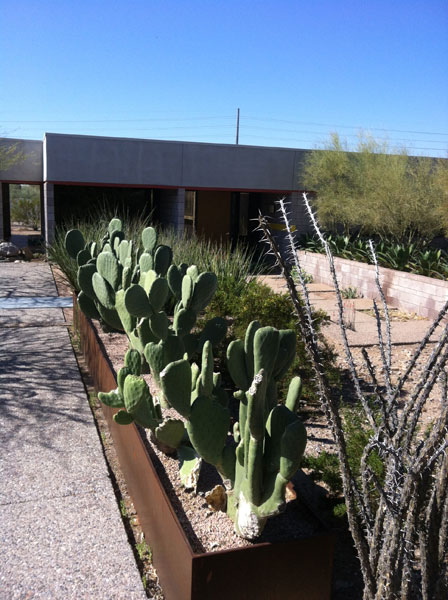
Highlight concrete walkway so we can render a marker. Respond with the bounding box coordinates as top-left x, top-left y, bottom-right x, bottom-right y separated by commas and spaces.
258, 275, 445, 347
0, 262, 146, 599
